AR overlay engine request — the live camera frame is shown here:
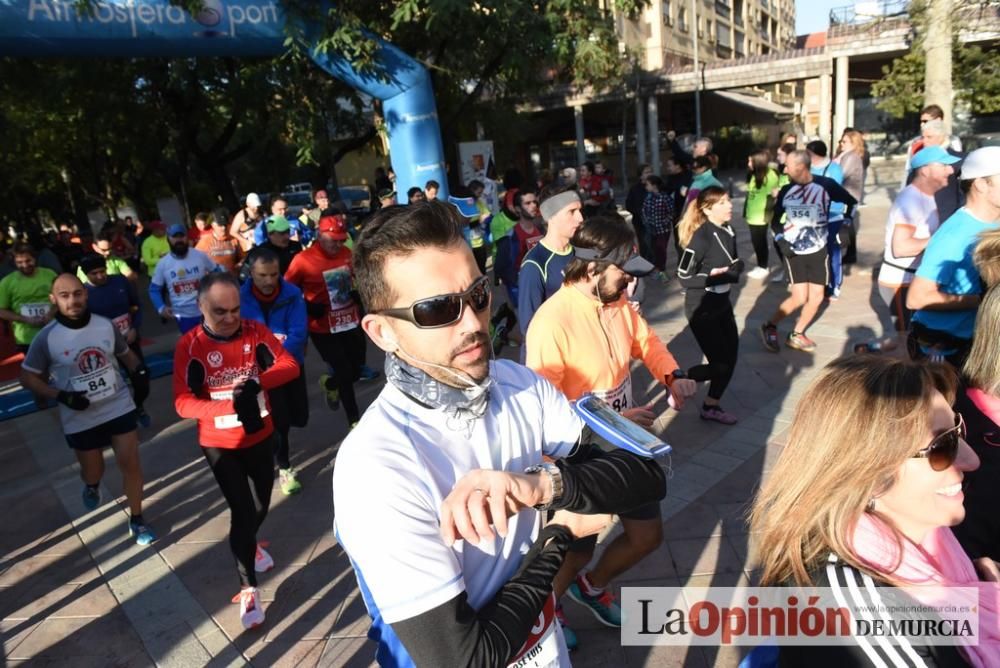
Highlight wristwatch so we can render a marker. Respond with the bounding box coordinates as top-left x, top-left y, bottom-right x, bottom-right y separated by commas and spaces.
524, 462, 563, 511
666, 369, 688, 386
